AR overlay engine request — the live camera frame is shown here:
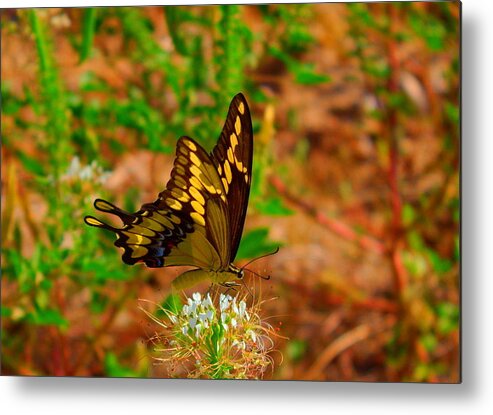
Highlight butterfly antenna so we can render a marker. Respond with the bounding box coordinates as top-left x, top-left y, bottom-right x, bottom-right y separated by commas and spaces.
244, 267, 271, 281
240, 247, 280, 270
